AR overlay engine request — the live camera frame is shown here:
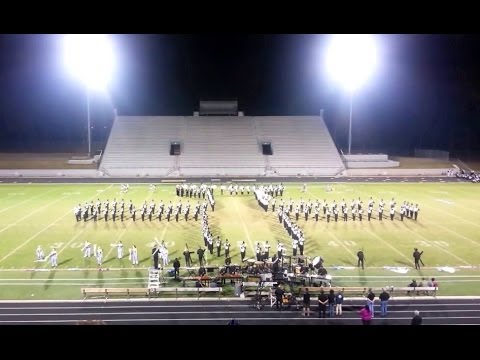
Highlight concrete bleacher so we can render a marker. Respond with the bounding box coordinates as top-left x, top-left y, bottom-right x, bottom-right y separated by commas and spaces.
100, 115, 345, 177
343, 154, 400, 169
100, 116, 185, 176
253, 116, 344, 176
180, 117, 265, 176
